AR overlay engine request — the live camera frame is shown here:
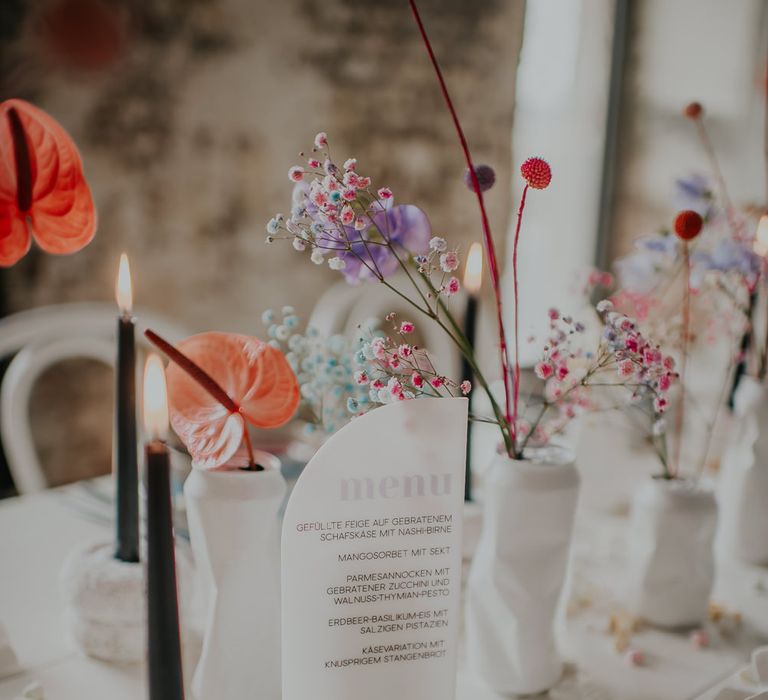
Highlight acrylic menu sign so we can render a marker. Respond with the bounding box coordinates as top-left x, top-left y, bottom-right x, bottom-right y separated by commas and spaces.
282, 397, 467, 700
